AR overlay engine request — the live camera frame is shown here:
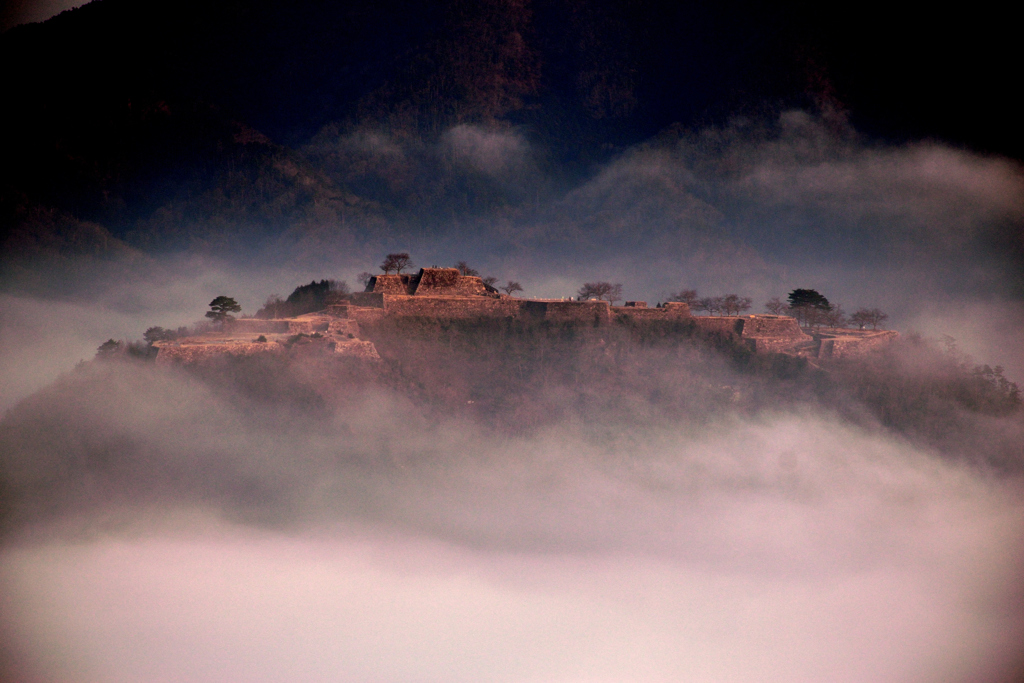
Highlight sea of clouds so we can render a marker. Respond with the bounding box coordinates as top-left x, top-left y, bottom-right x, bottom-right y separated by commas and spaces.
2, 110, 1023, 682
